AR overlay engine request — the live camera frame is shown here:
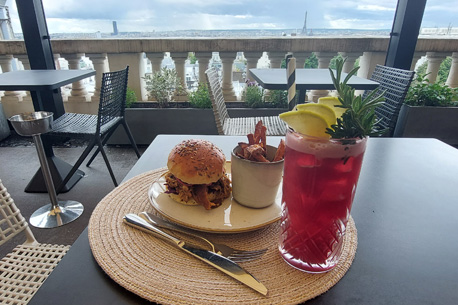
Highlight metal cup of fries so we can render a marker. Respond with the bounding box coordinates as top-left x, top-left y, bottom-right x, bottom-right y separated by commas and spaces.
230, 121, 285, 208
